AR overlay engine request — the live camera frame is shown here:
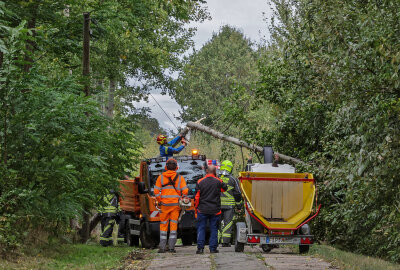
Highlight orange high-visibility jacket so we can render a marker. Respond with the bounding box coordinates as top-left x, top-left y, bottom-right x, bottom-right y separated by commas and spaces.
154, 170, 188, 206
